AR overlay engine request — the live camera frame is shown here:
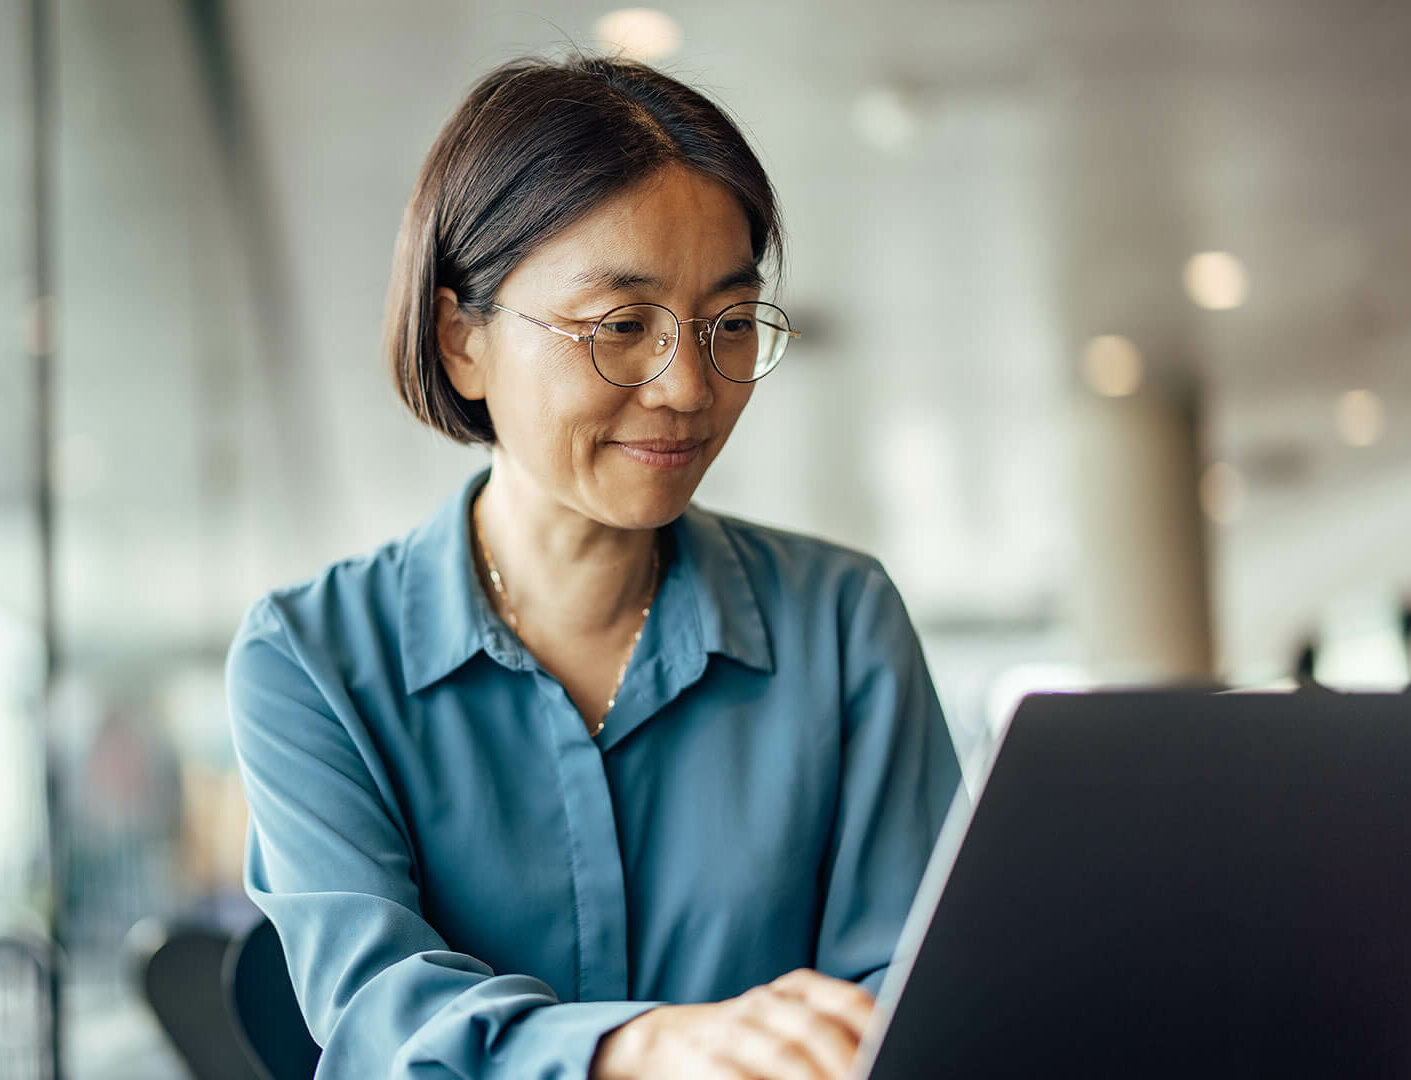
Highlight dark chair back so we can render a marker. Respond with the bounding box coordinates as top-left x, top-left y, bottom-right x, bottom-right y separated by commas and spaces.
123, 918, 262, 1080
223, 916, 321, 1080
